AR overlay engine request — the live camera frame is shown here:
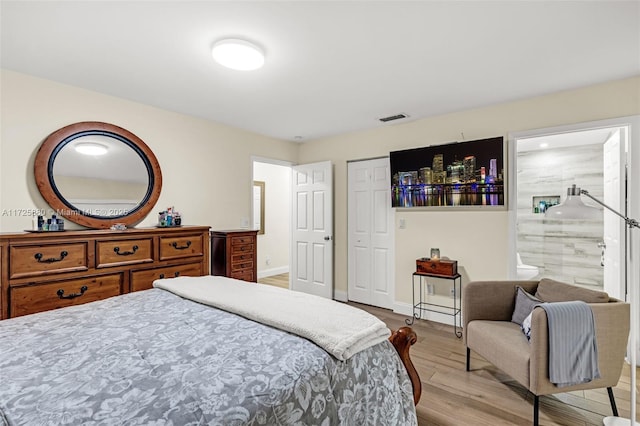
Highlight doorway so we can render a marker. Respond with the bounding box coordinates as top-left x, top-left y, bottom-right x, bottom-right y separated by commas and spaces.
511, 122, 630, 300
252, 158, 292, 285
